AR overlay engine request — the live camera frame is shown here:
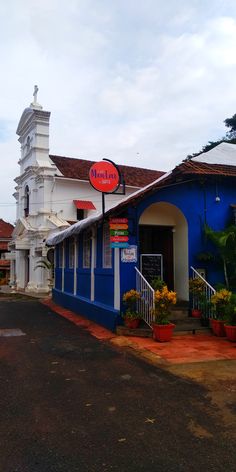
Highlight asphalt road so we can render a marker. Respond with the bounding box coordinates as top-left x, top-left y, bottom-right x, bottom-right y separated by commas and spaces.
0, 298, 235, 472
